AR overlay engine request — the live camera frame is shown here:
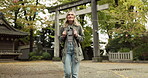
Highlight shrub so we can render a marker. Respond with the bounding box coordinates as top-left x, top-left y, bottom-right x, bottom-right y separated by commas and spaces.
29, 52, 43, 60
133, 43, 148, 60
30, 56, 43, 60
119, 48, 131, 52
52, 57, 61, 61
29, 52, 36, 57
42, 52, 51, 60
